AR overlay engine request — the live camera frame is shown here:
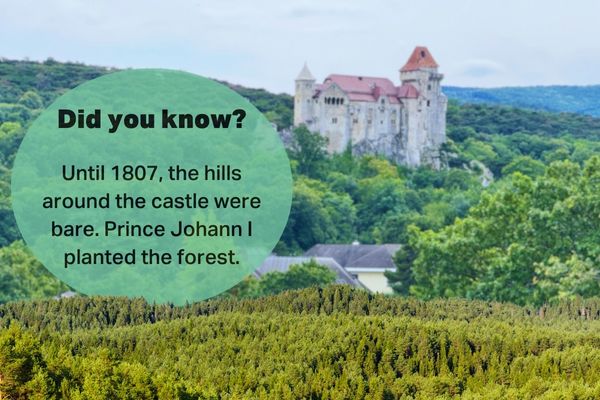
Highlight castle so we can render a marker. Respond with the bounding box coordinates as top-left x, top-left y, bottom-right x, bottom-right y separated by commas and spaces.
294, 46, 447, 168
